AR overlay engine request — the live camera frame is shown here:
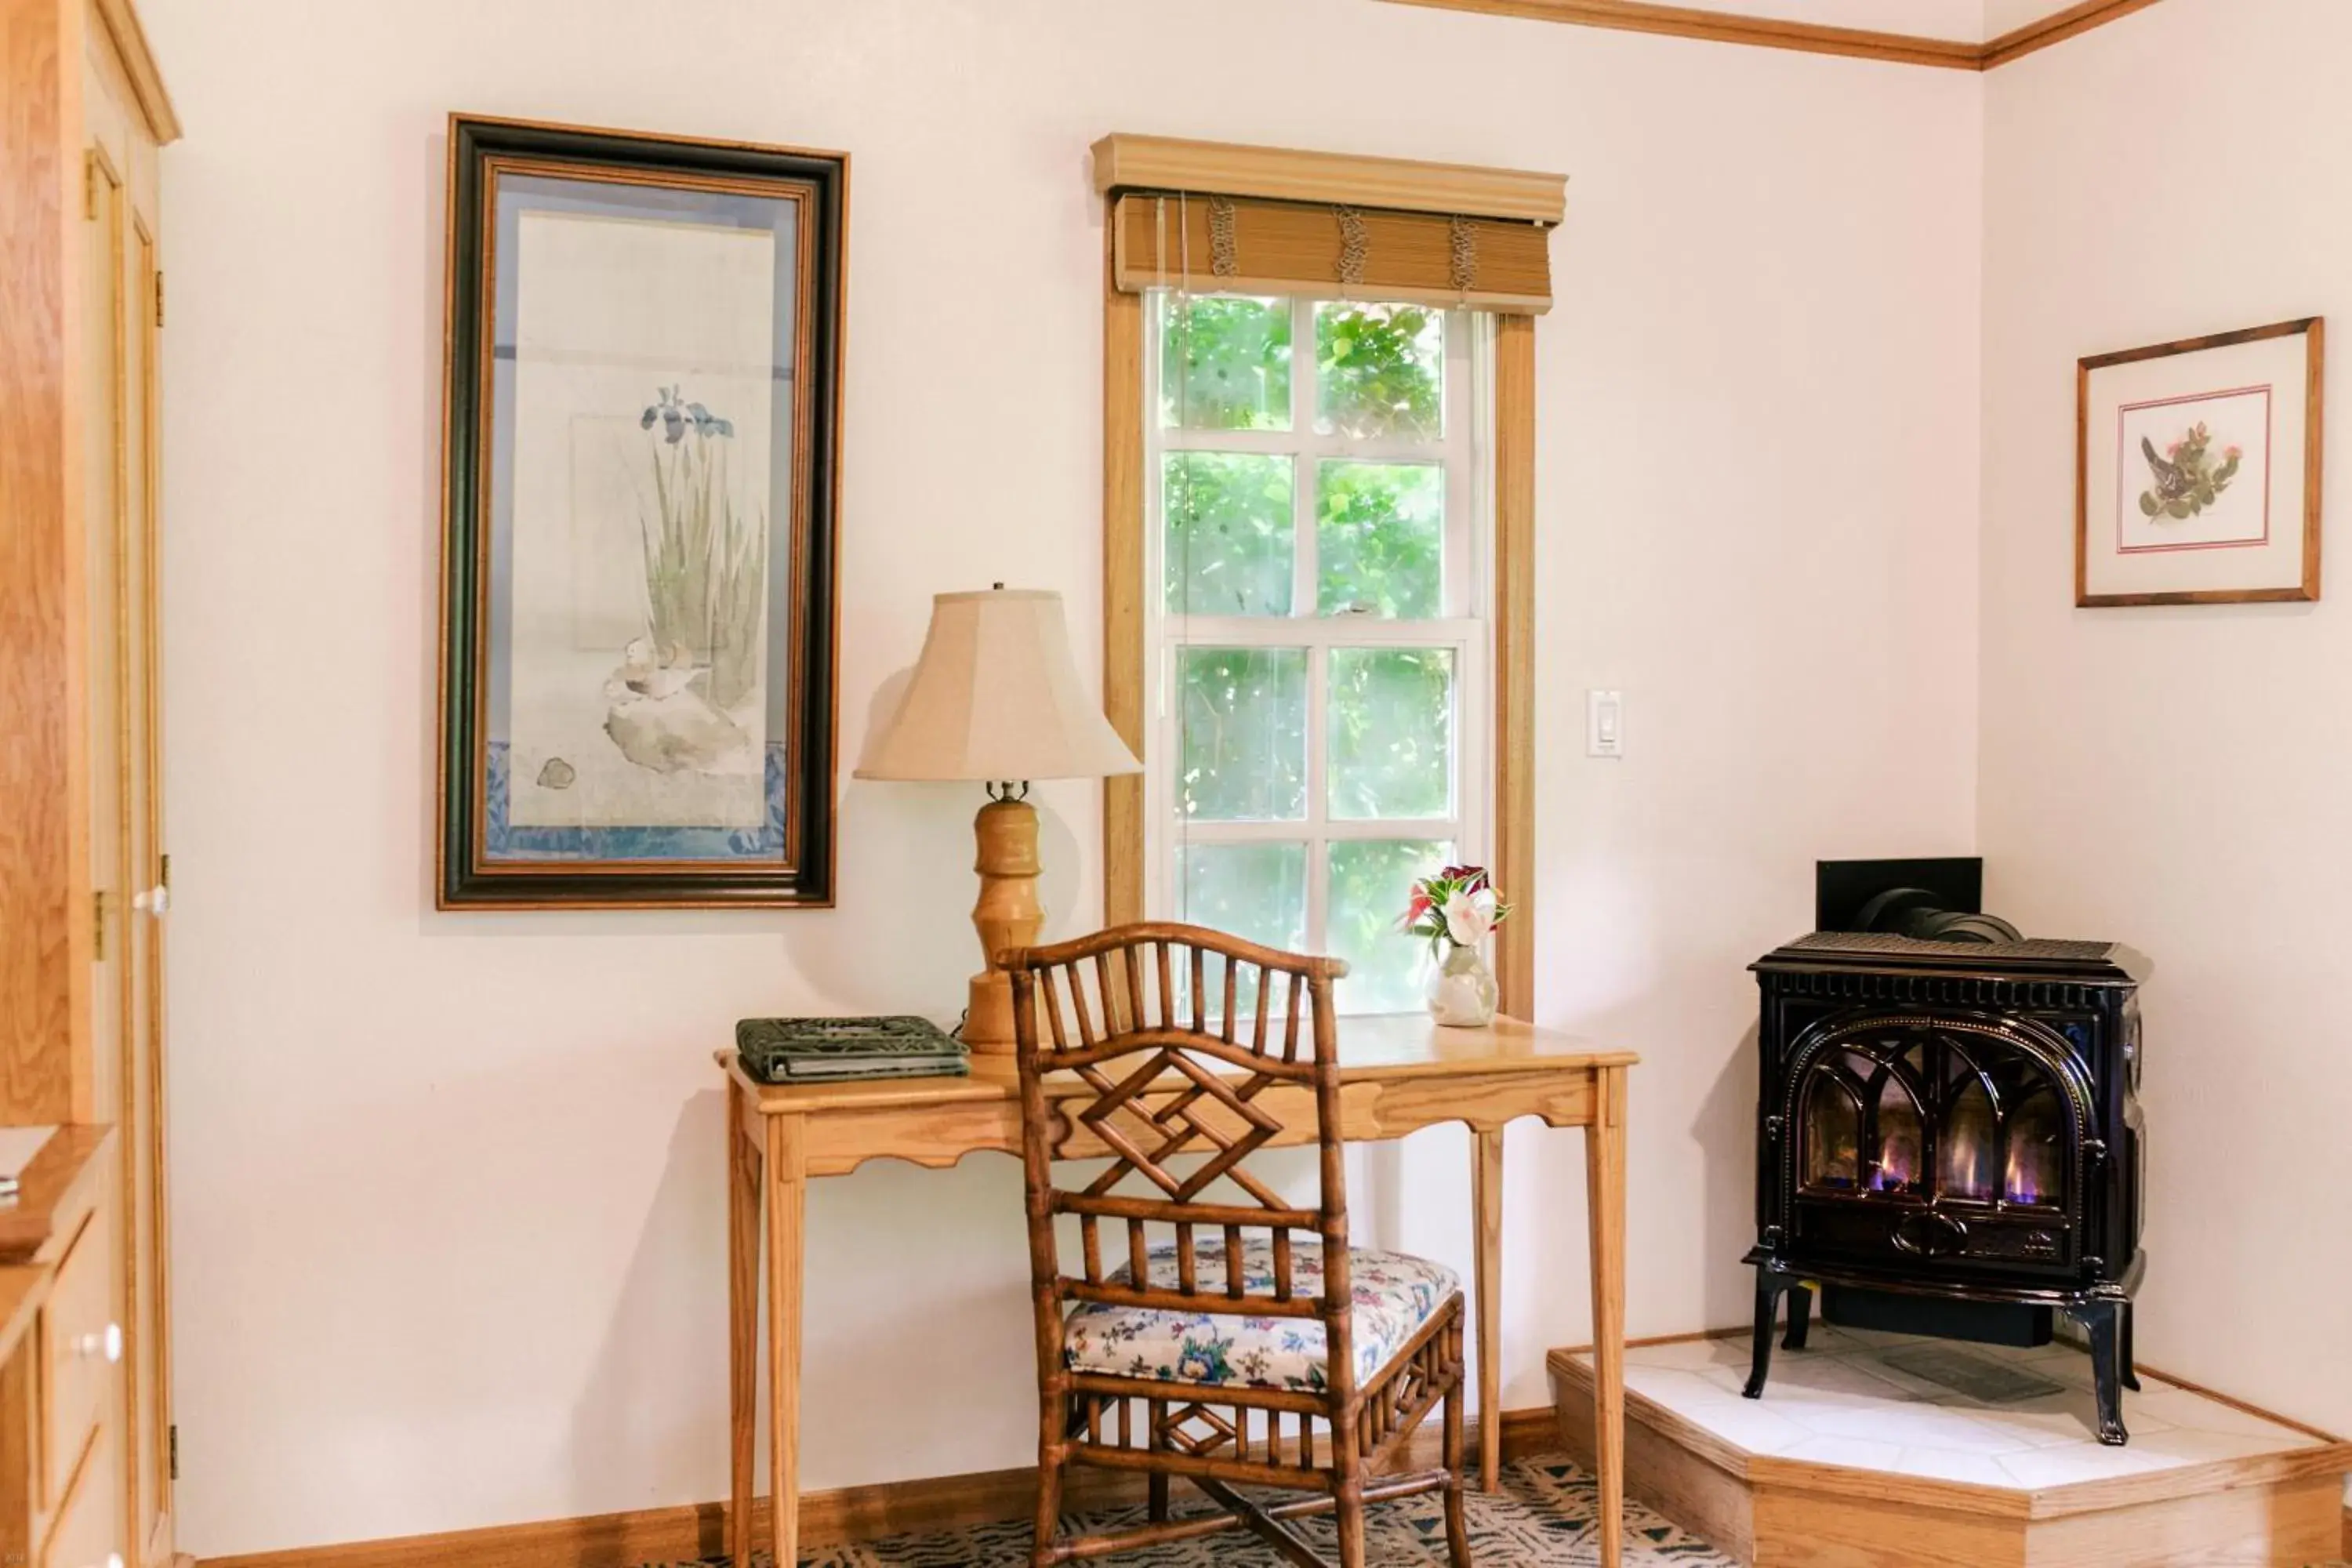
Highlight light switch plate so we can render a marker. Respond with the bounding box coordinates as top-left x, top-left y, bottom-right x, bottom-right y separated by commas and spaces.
1588, 690, 1624, 758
